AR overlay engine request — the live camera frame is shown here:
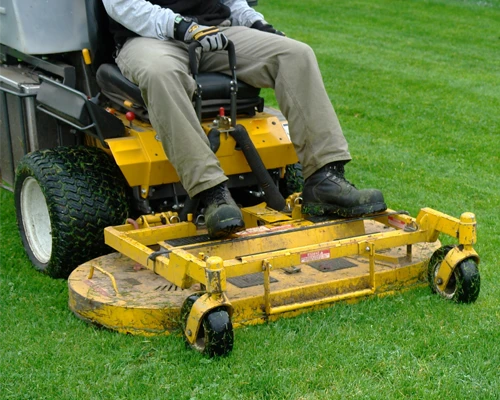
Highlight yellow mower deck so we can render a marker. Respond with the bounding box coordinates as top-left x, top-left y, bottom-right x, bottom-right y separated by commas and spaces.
68, 204, 478, 339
